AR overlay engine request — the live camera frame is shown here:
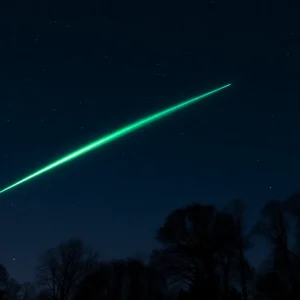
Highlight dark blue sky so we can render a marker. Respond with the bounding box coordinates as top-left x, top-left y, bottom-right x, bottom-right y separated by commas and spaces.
0, 0, 299, 282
